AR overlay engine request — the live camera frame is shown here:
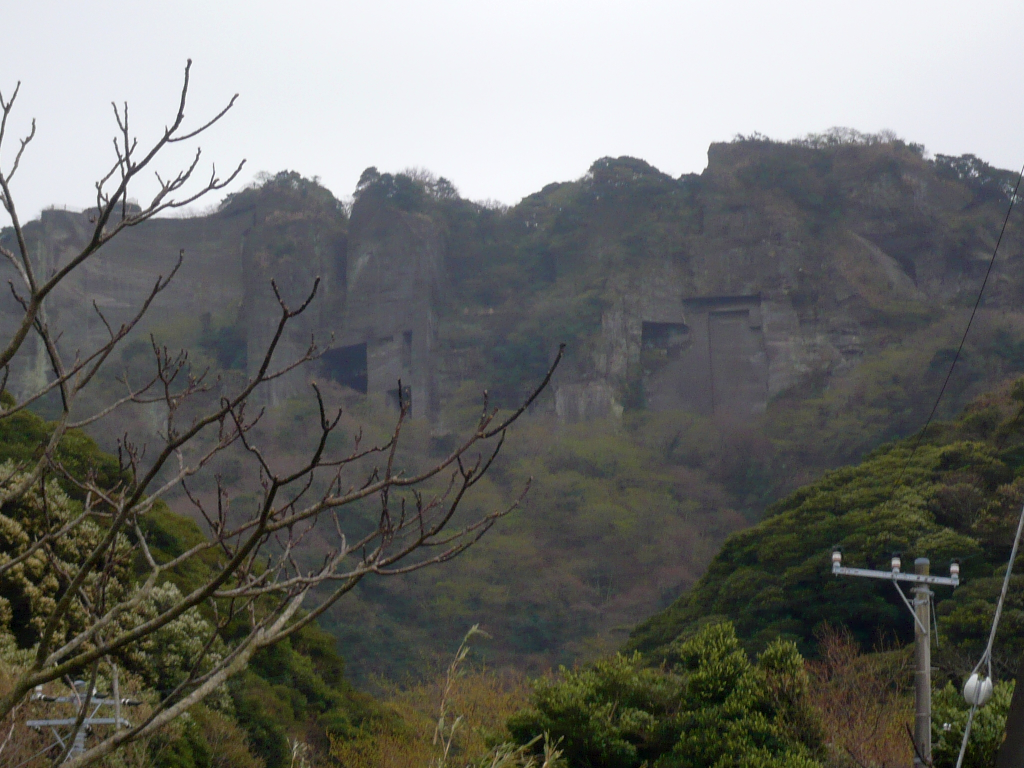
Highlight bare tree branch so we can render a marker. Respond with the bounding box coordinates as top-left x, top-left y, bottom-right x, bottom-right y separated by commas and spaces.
0, 63, 562, 768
